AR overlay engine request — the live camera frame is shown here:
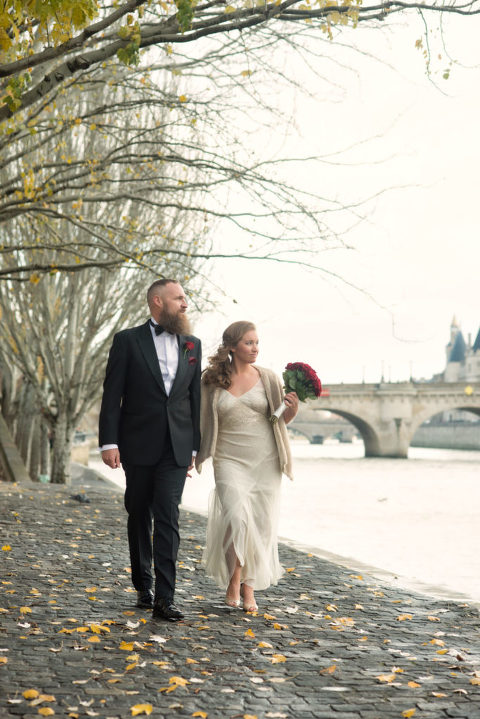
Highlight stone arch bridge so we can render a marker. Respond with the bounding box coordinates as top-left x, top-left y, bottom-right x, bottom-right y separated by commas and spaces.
290, 381, 480, 457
